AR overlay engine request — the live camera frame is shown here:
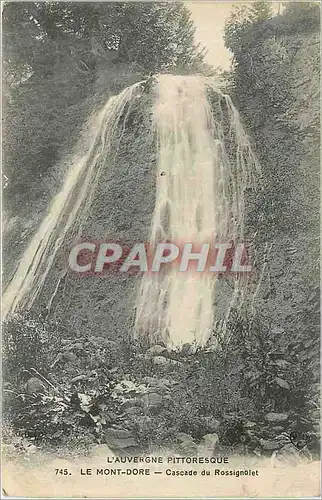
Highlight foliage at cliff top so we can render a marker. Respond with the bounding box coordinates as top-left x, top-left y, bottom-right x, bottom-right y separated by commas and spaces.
224, 2, 320, 56
223, 1, 320, 239
3, 2, 205, 217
